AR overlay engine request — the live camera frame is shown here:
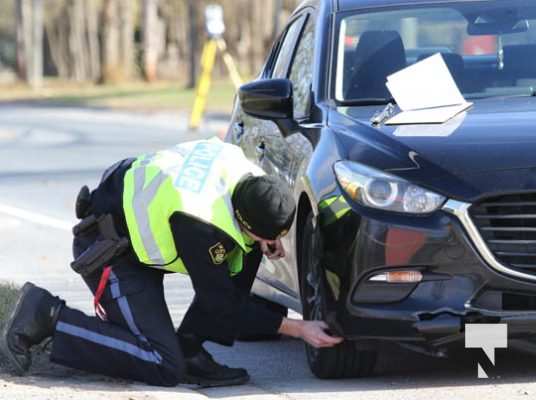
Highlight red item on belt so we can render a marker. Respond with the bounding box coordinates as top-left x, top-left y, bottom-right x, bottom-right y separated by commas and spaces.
94, 266, 112, 321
